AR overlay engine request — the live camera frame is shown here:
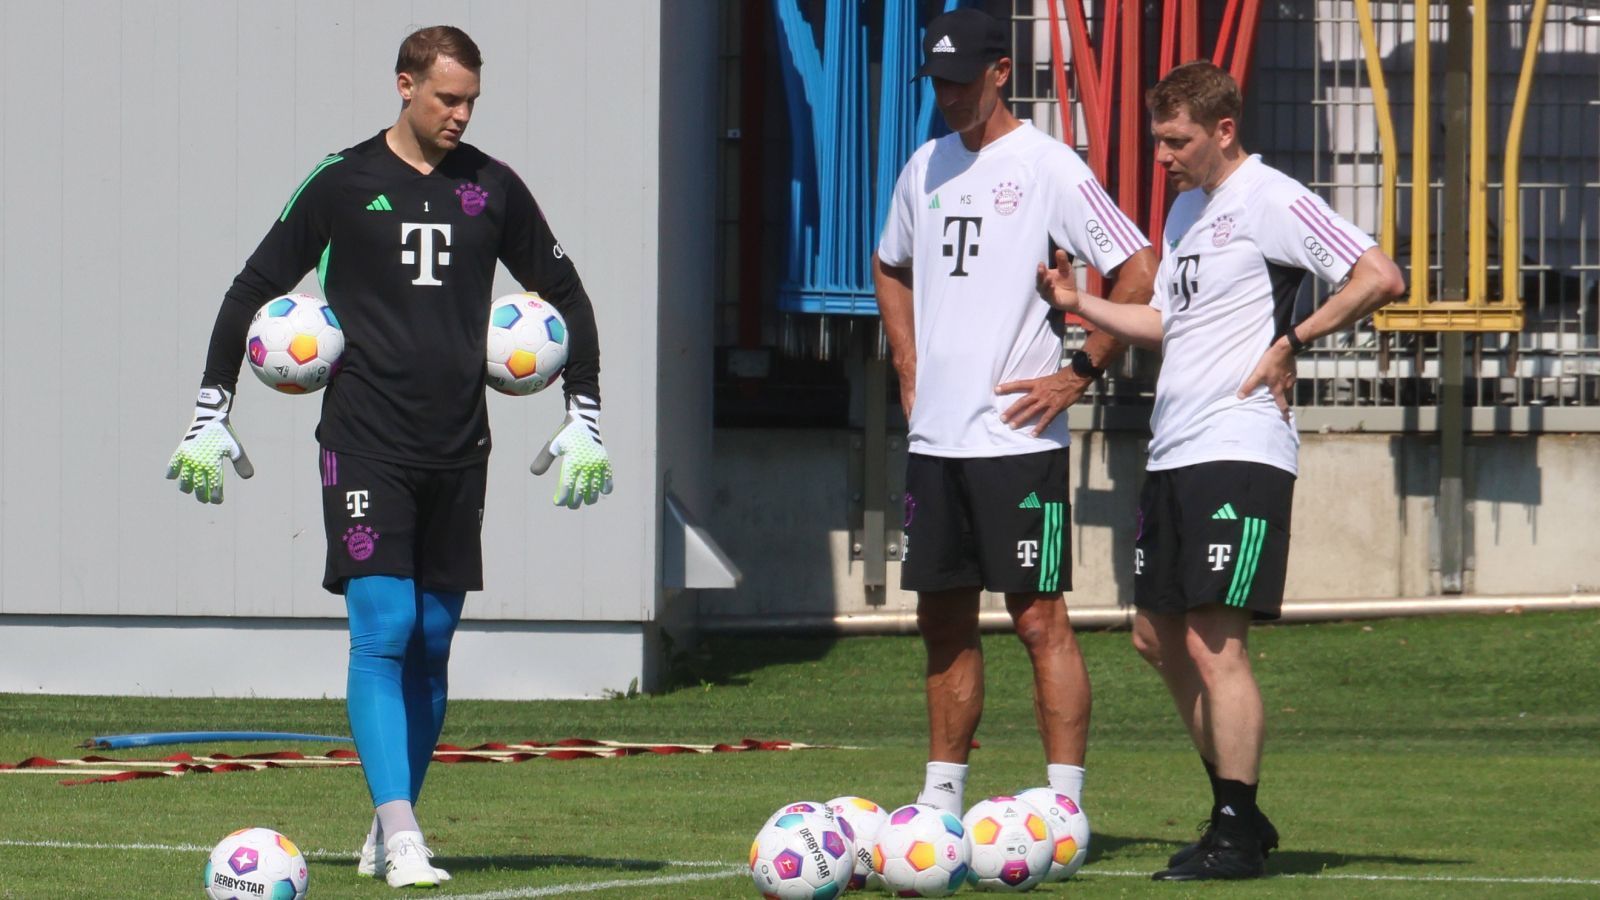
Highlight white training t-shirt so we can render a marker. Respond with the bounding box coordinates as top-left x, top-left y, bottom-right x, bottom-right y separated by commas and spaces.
1148, 155, 1377, 475
877, 122, 1146, 457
